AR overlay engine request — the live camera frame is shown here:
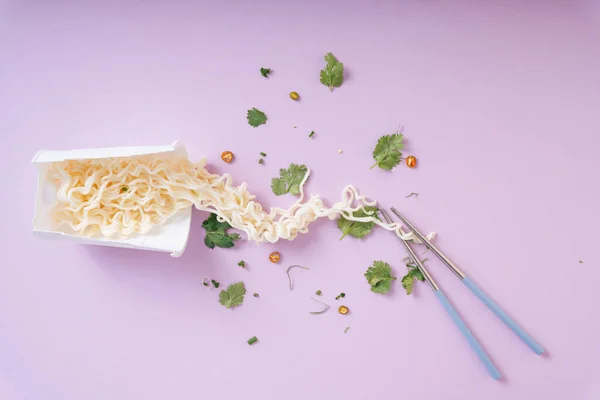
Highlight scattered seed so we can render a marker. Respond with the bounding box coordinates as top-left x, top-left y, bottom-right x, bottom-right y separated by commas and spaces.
247, 336, 258, 345
344, 326, 350, 334
315, 290, 322, 296
290, 91, 300, 101
260, 152, 267, 157
253, 293, 259, 297
337, 149, 343, 154
338, 305, 350, 315
309, 131, 315, 138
